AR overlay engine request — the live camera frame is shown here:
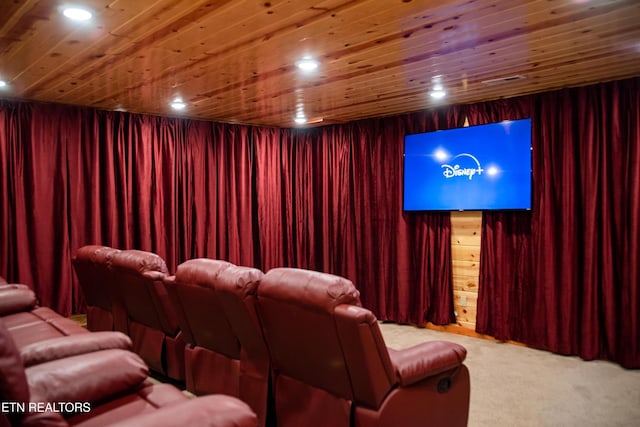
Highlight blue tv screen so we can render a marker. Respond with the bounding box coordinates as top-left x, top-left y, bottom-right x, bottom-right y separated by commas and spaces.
403, 118, 532, 211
